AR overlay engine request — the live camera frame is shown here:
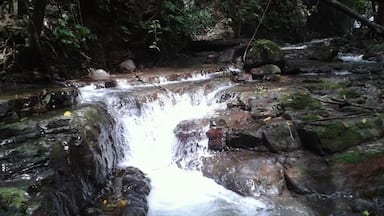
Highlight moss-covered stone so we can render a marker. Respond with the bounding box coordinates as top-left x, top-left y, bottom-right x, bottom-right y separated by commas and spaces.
0, 187, 27, 215
244, 39, 284, 69
328, 138, 384, 165
0, 187, 26, 208
299, 116, 384, 154
303, 78, 344, 91
279, 91, 321, 111
301, 114, 321, 122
